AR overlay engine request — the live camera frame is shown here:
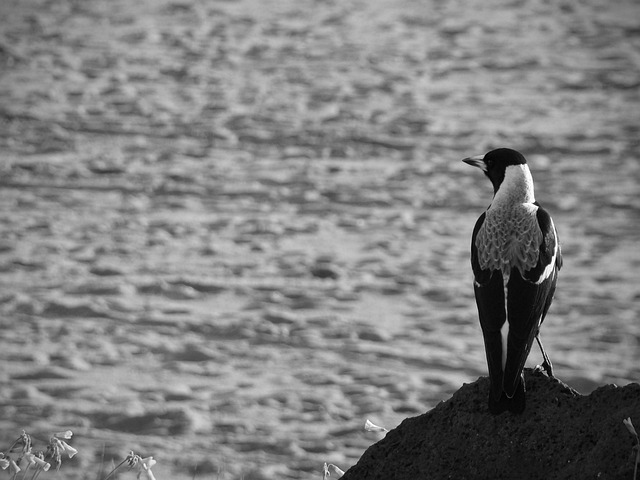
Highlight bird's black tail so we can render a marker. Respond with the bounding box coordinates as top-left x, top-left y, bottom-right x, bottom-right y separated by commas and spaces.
488, 374, 525, 414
